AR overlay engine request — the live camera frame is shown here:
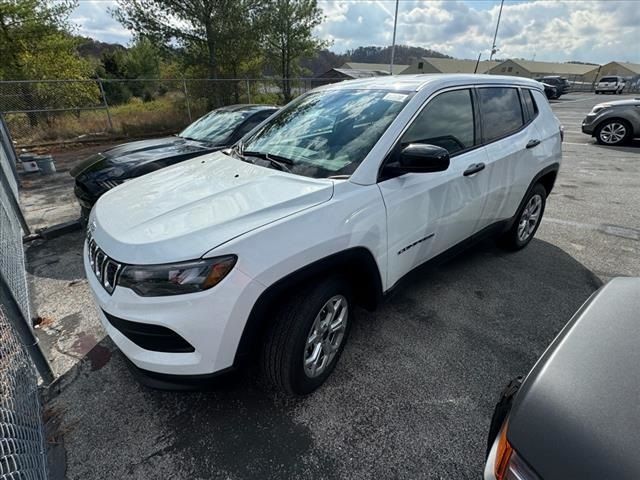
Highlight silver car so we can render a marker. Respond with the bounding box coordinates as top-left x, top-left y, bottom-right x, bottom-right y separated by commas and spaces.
484, 278, 640, 480
595, 76, 626, 94
582, 97, 640, 145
